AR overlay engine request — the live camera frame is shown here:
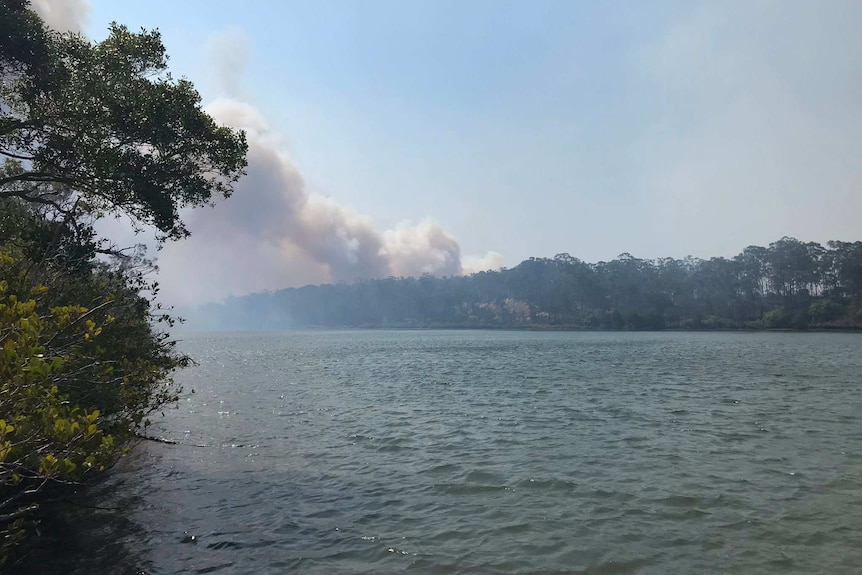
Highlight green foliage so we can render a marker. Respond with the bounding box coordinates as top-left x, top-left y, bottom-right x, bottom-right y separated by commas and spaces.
0, 250, 122, 566
0, 2, 248, 568
0, 237, 191, 567
0, 1, 58, 91
203, 237, 862, 331
700, 315, 735, 330
0, 2, 248, 242
761, 308, 791, 329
